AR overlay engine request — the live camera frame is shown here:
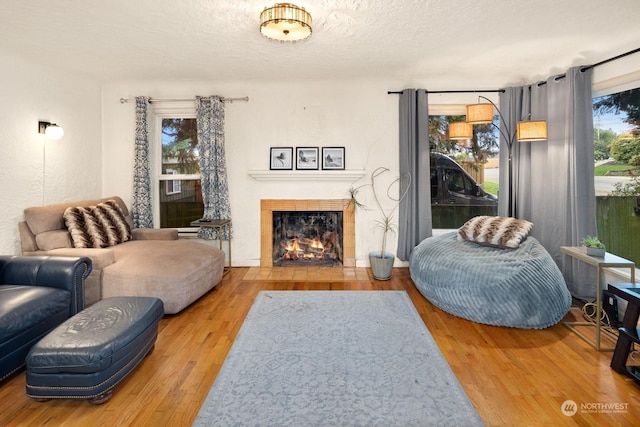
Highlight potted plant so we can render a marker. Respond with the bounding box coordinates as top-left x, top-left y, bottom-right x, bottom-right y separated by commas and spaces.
349, 167, 411, 280
582, 235, 606, 257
